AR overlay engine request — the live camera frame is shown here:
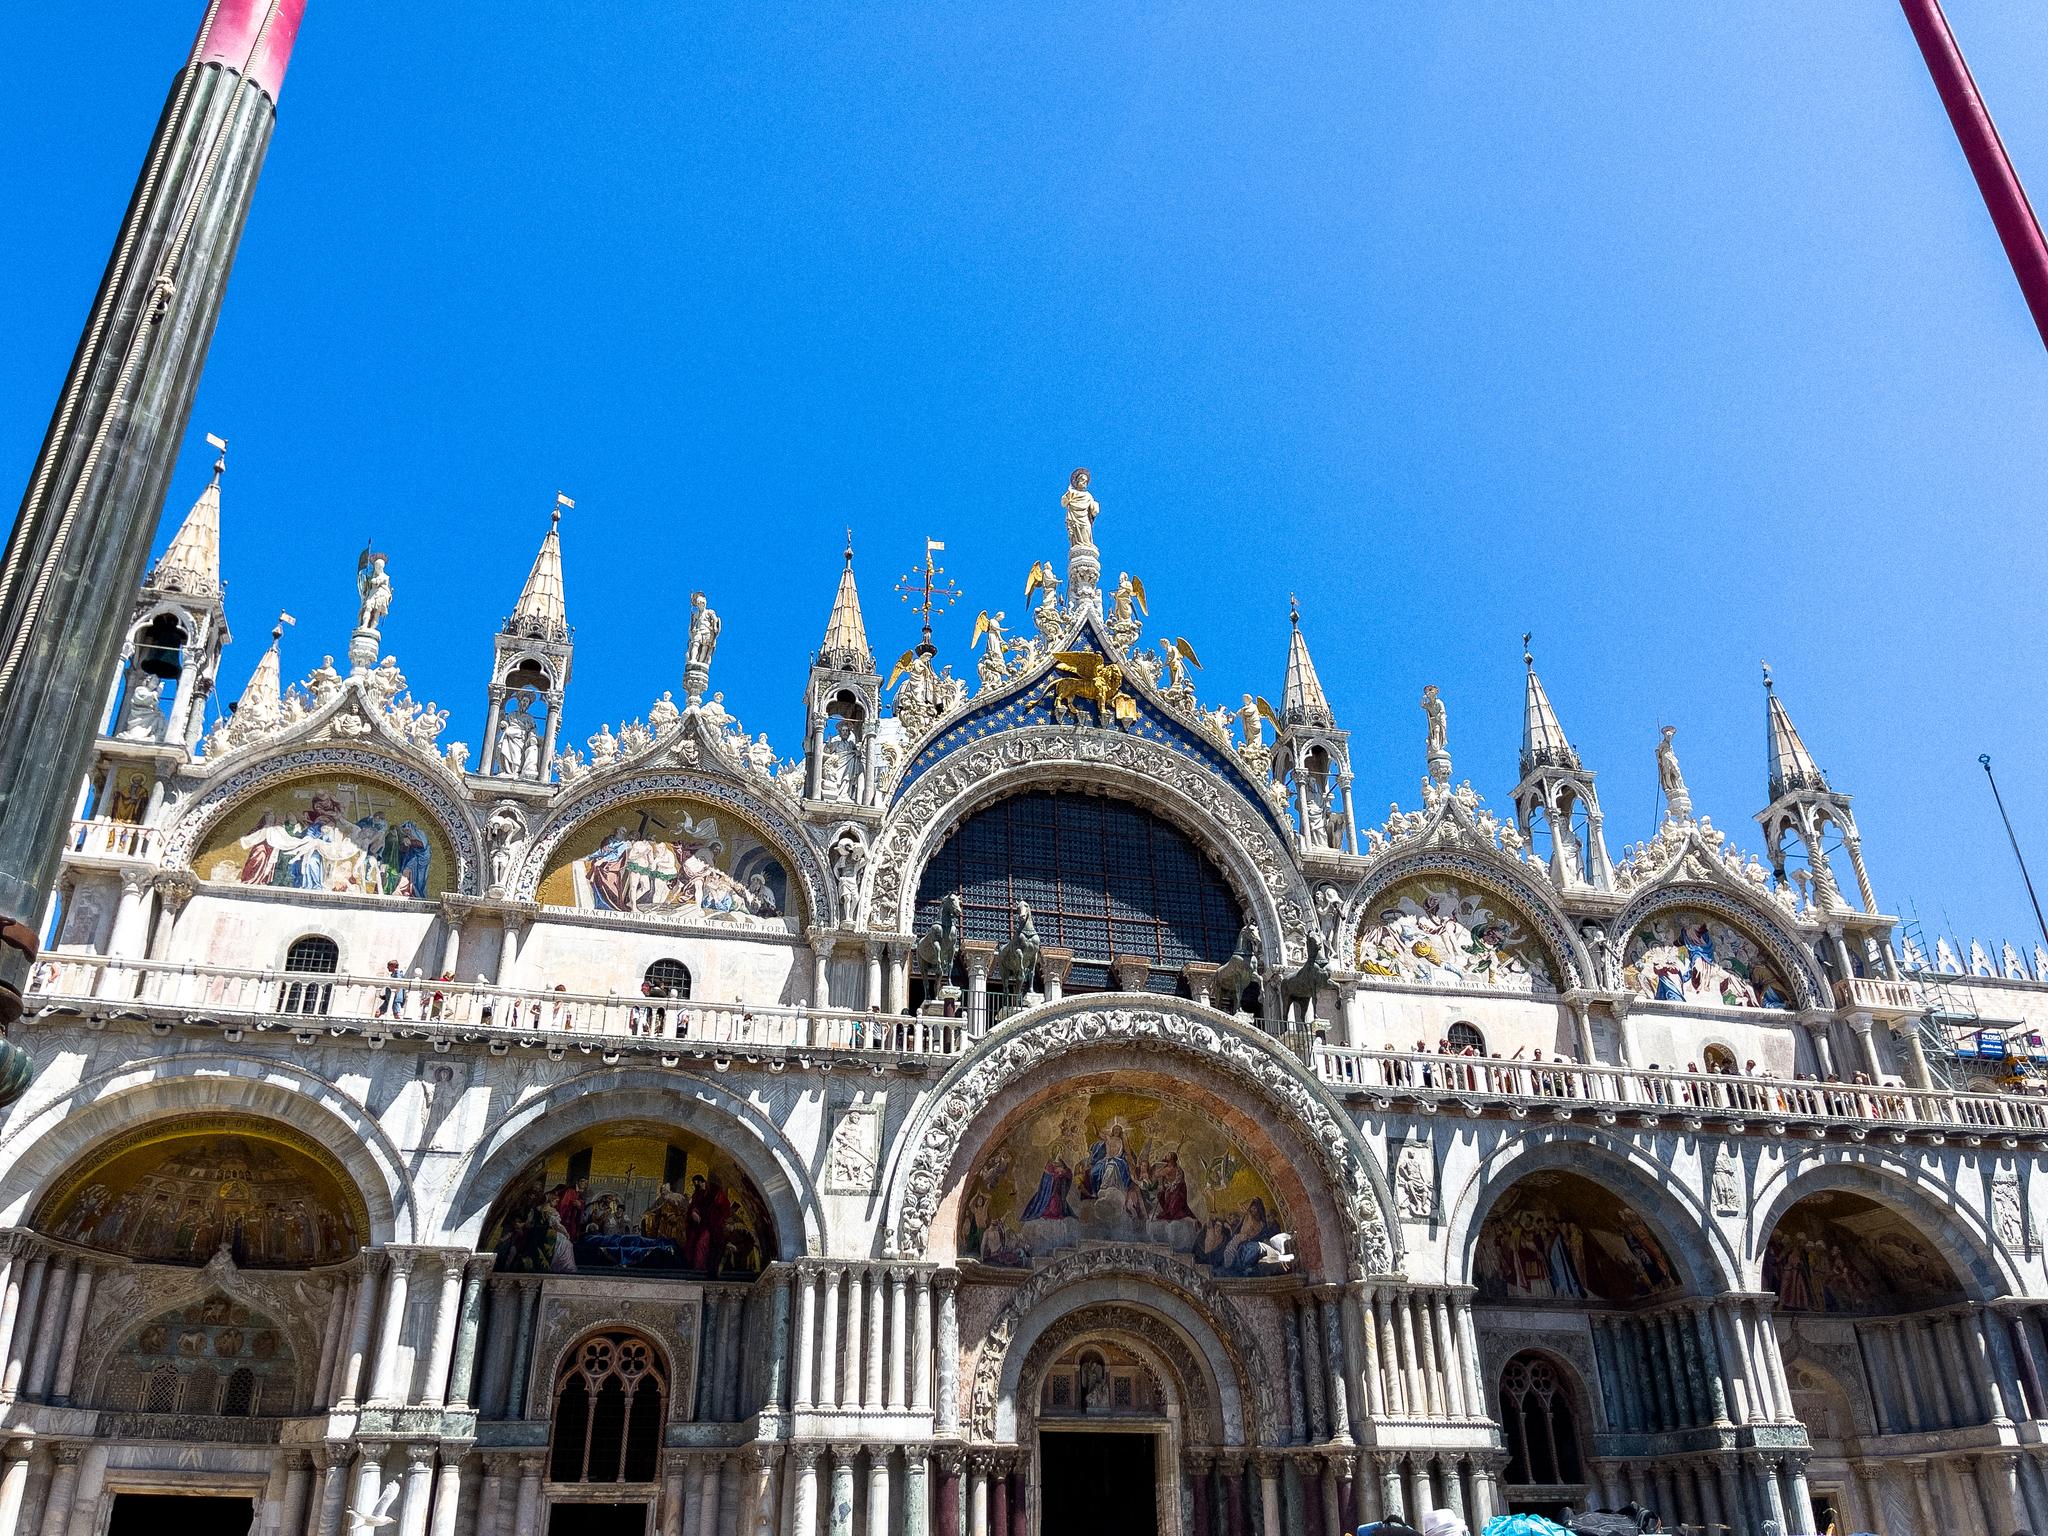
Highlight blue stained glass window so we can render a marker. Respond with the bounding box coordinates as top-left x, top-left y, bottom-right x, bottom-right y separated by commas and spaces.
913, 790, 1245, 994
